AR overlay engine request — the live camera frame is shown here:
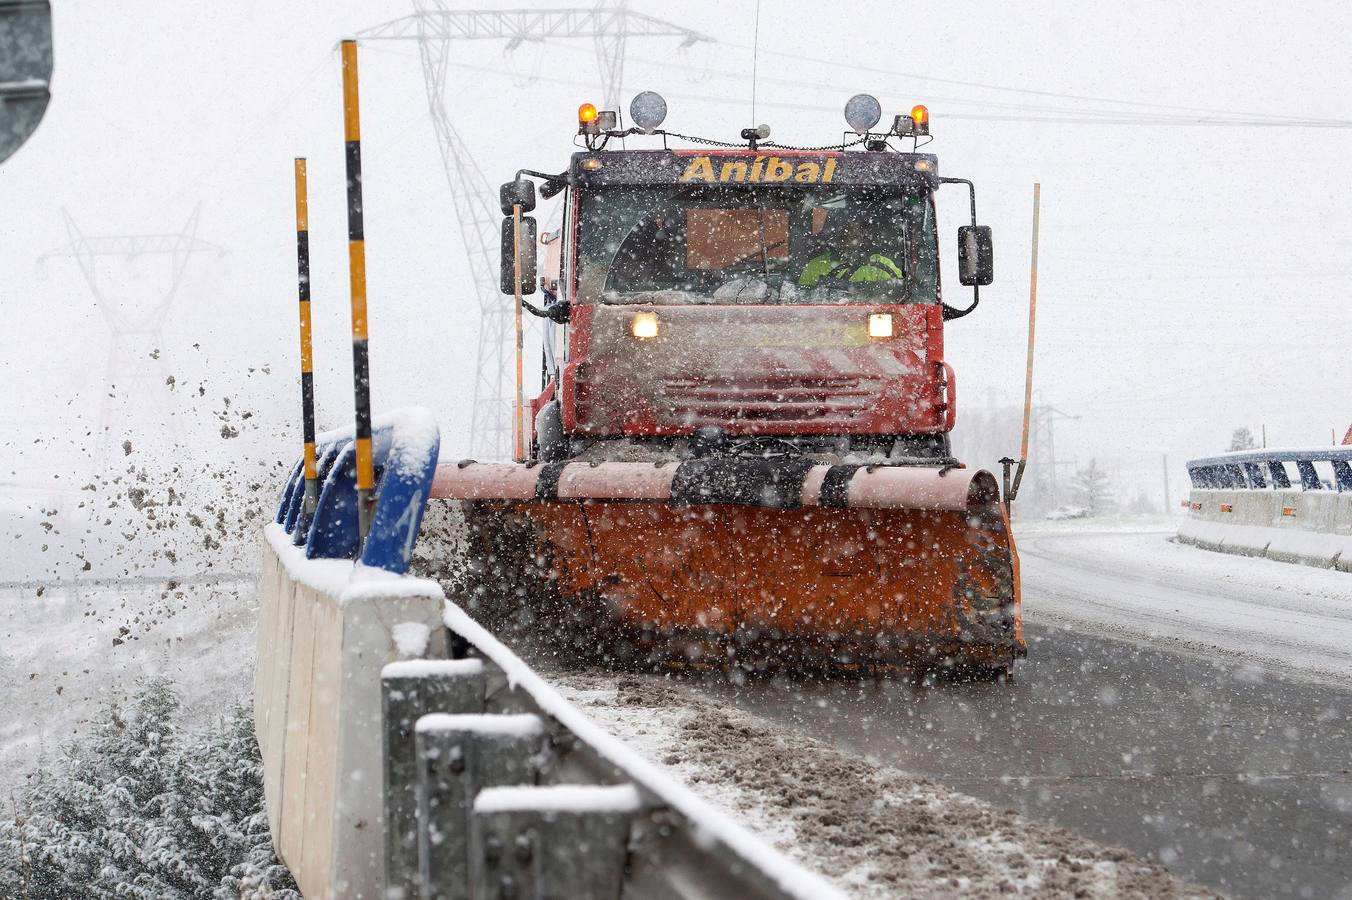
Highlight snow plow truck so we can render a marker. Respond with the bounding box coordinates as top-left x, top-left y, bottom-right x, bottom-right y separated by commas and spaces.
428, 94, 1024, 676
